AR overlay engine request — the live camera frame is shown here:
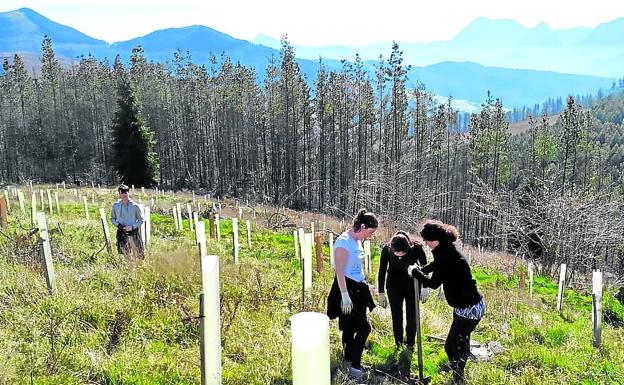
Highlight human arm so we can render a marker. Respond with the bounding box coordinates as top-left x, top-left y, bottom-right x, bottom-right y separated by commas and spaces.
334, 246, 353, 314
111, 204, 119, 227
413, 244, 428, 267
377, 246, 390, 294
133, 204, 144, 229
409, 263, 442, 289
